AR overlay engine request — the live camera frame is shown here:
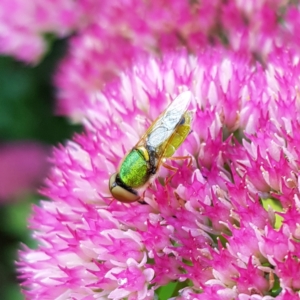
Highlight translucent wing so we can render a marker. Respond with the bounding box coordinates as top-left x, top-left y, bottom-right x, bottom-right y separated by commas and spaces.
144, 91, 192, 148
